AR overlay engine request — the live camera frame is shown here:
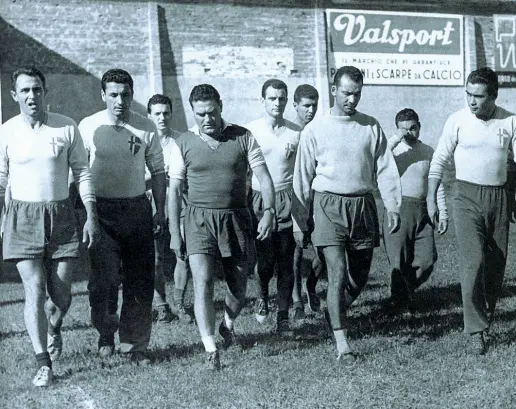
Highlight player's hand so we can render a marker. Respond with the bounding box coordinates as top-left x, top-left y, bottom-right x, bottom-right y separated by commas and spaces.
387, 211, 400, 234
170, 233, 186, 261
153, 210, 166, 236
83, 216, 101, 248
294, 231, 308, 248
438, 218, 448, 235
256, 211, 275, 240
394, 127, 407, 141
426, 197, 438, 228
